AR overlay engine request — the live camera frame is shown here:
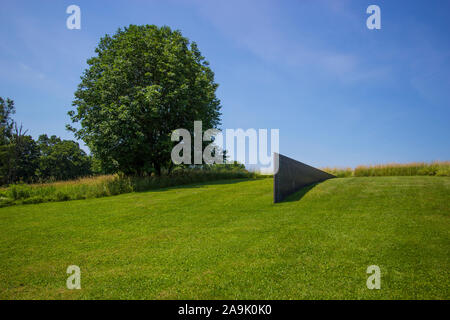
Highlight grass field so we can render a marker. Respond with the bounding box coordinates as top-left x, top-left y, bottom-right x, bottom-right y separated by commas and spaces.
0, 176, 449, 299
